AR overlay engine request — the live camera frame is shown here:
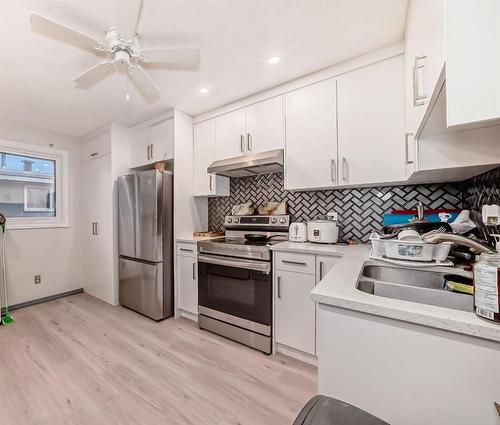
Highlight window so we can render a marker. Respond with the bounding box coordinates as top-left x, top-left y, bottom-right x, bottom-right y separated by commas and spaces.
0, 140, 68, 229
